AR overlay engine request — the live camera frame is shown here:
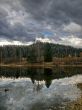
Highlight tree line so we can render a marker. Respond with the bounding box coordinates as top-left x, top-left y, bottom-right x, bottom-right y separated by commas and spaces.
0, 42, 82, 63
